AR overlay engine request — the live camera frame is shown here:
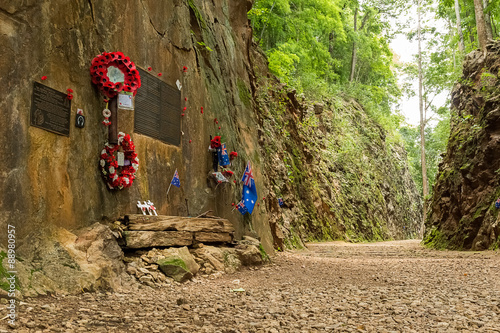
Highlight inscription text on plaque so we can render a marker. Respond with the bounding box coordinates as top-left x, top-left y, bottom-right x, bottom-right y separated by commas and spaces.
30, 82, 71, 136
